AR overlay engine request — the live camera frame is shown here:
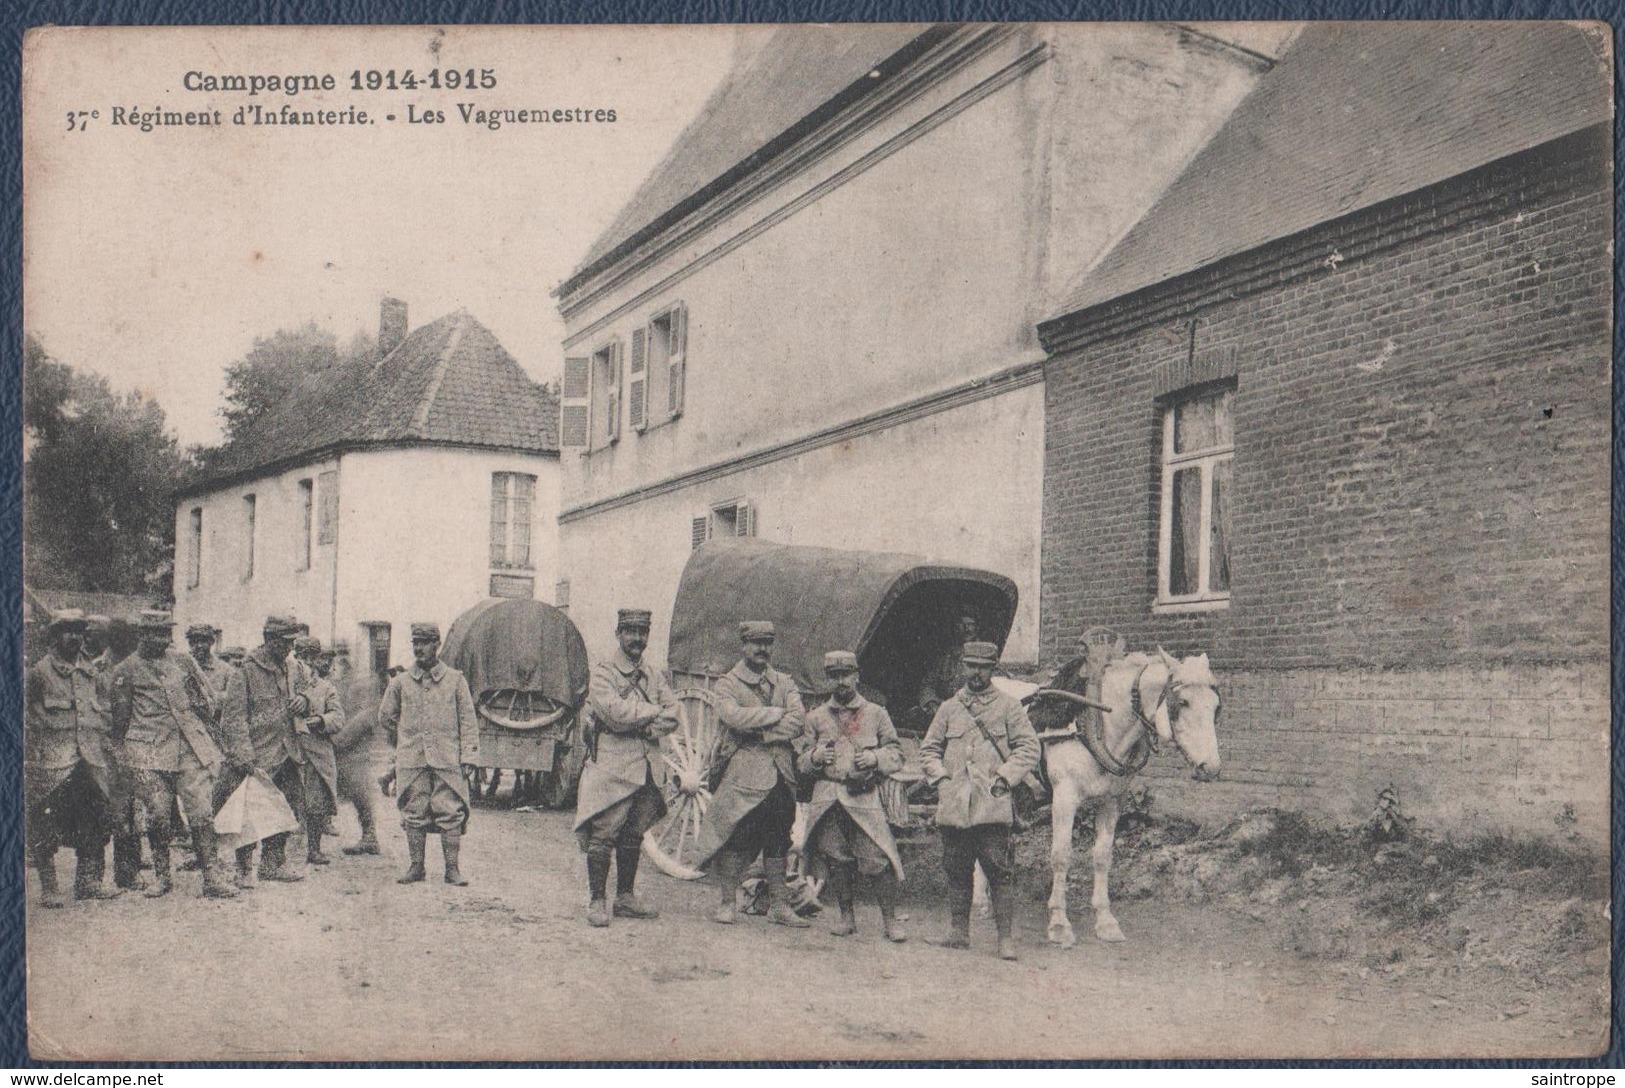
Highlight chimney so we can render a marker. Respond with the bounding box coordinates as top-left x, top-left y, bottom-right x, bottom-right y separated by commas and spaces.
378, 297, 408, 358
